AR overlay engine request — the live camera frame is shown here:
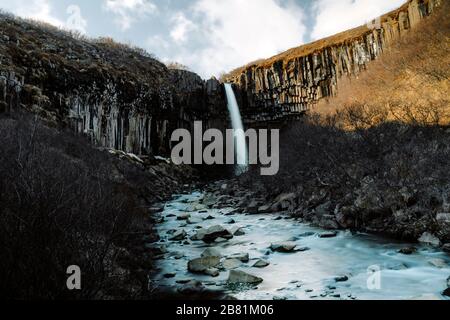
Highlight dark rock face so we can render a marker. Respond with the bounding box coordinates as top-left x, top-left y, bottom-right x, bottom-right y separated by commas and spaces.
0, 14, 227, 156
226, 0, 441, 123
